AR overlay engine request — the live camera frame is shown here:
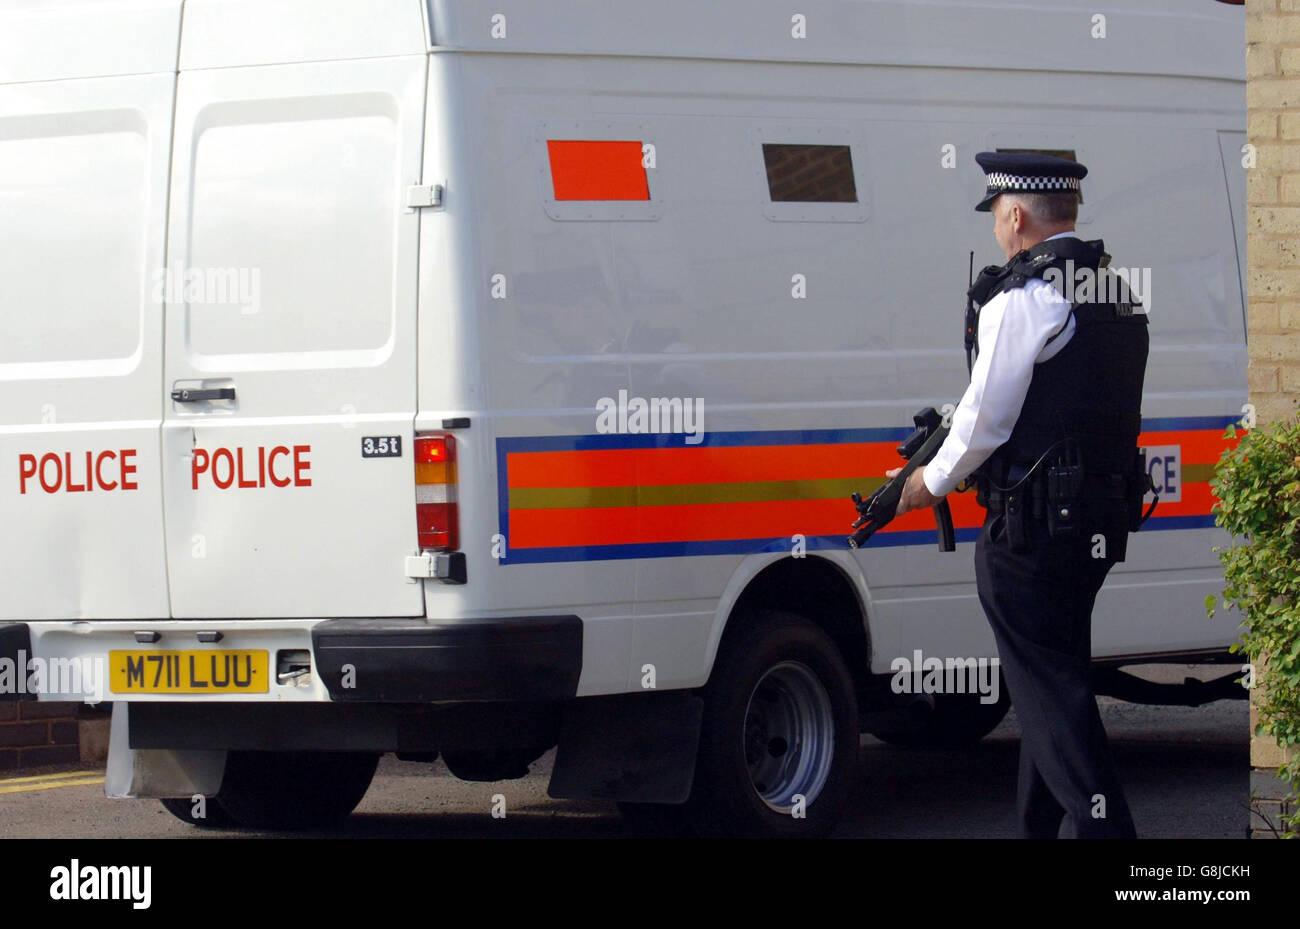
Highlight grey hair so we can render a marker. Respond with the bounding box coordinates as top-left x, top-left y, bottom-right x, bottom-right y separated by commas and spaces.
1001, 191, 1079, 225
